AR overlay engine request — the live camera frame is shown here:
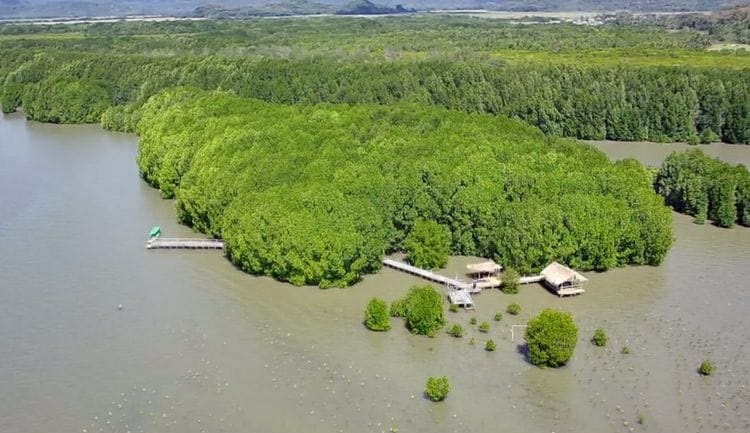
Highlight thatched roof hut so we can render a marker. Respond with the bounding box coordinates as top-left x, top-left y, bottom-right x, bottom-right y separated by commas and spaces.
466, 260, 502, 276
540, 262, 587, 296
